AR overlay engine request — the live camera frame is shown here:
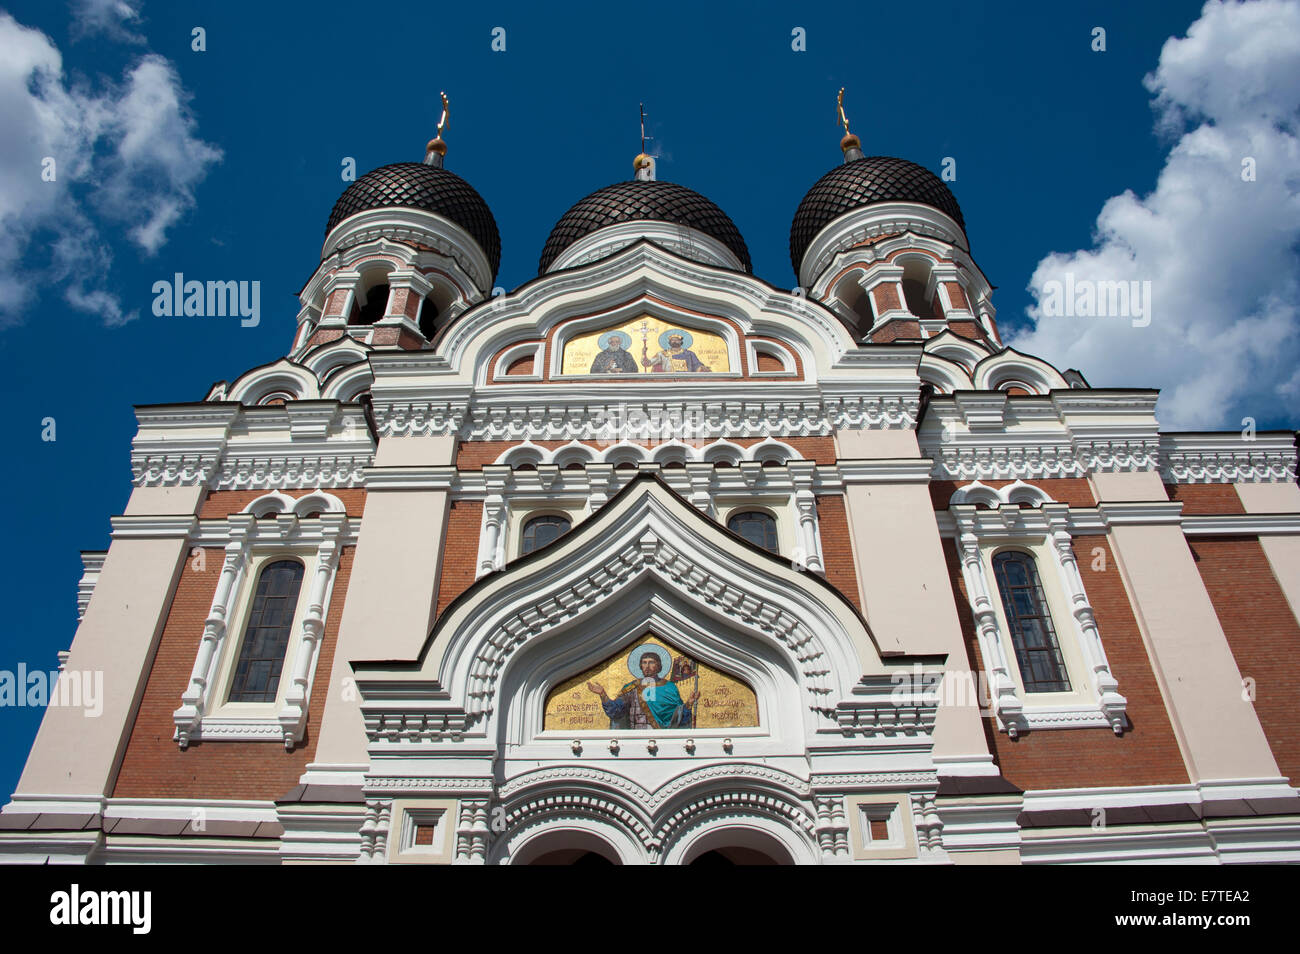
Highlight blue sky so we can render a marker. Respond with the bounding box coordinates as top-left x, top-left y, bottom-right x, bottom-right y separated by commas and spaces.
0, 0, 1292, 800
